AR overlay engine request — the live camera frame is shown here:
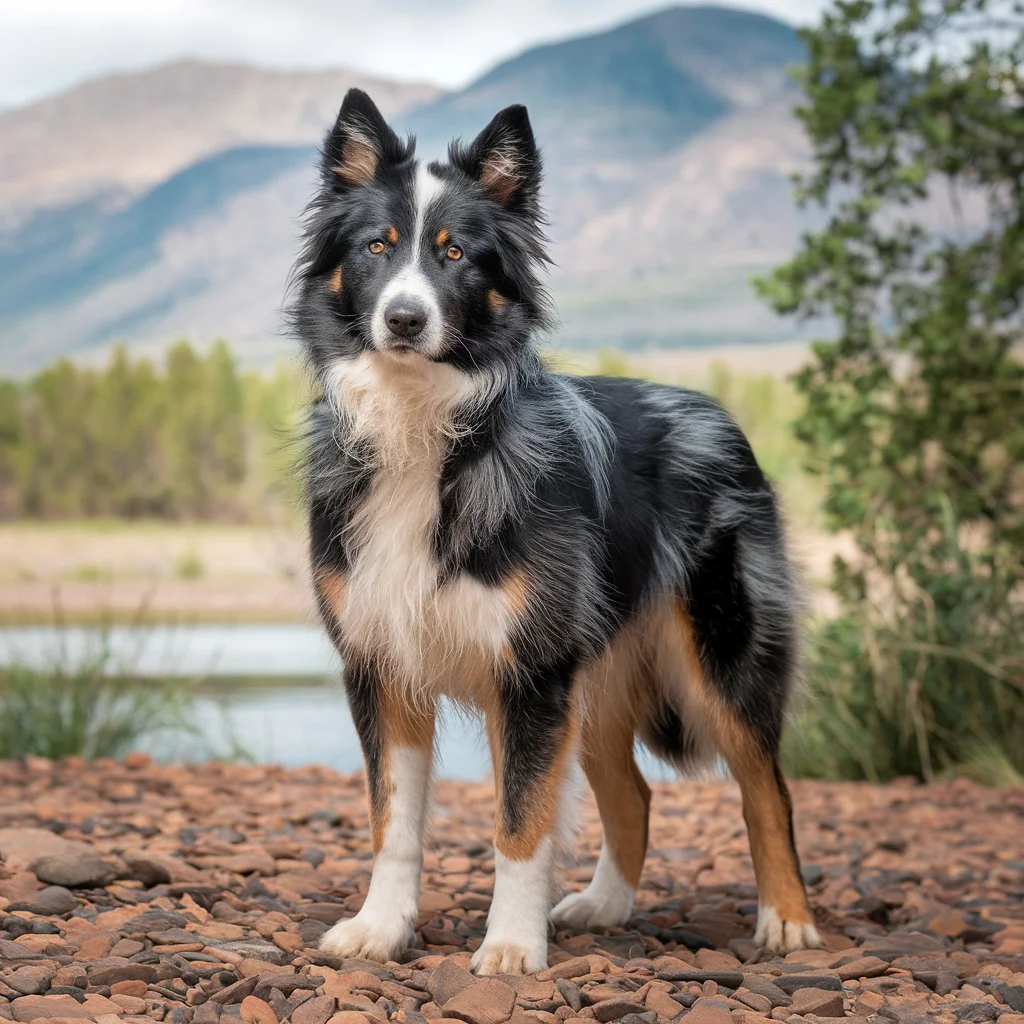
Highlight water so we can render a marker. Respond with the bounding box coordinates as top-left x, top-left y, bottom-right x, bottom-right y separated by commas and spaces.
0, 624, 675, 781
